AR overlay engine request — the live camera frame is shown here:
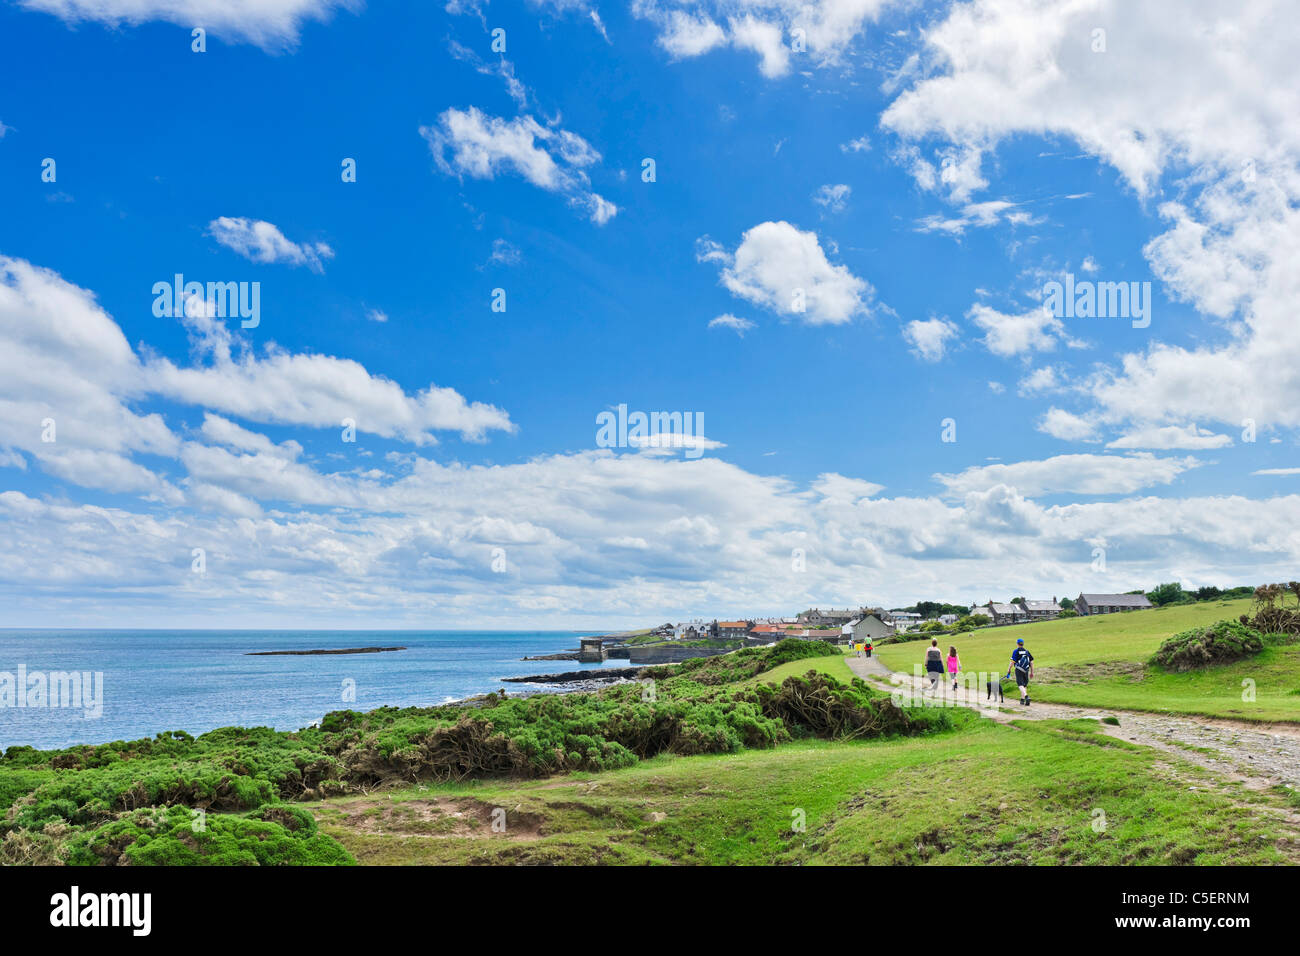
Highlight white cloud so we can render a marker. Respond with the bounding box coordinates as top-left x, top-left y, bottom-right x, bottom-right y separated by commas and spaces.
447, 38, 529, 109
916, 199, 1041, 236
0, 255, 513, 509
628, 432, 727, 454
653, 8, 727, 58
17, 0, 356, 49
1017, 365, 1063, 396
199, 413, 302, 460
1107, 424, 1233, 451
728, 14, 790, 78
840, 135, 870, 154
632, 0, 898, 77
208, 218, 334, 272
812, 183, 851, 213
882, 0, 1300, 200
699, 221, 873, 325
0, 257, 178, 476
1038, 407, 1099, 443
935, 453, 1201, 498
365, 308, 388, 323
148, 346, 513, 445
968, 303, 1062, 357
488, 238, 522, 266
708, 313, 755, 336
421, 107, 617, 225
902, 317, 958, 362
